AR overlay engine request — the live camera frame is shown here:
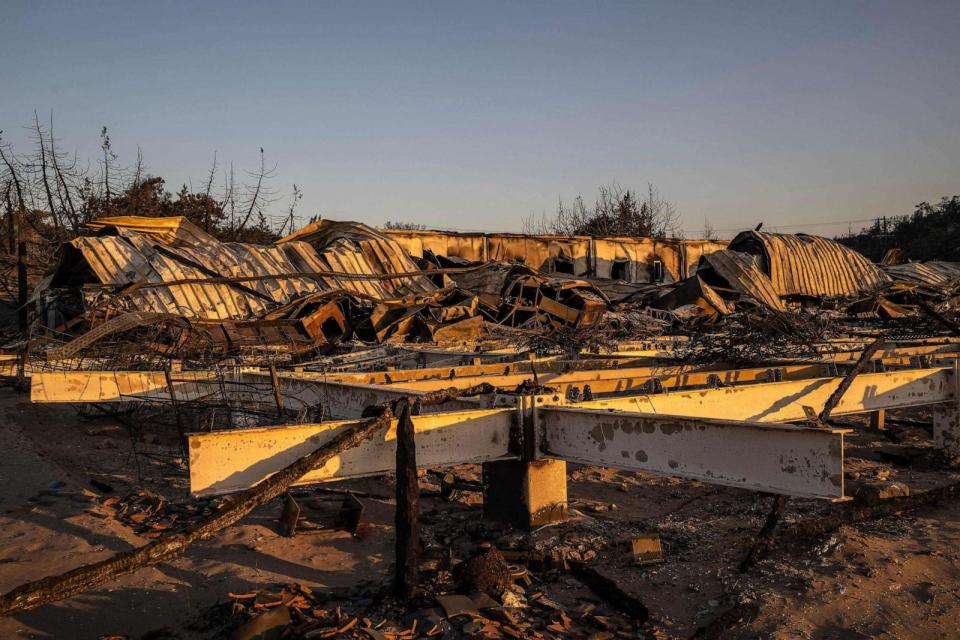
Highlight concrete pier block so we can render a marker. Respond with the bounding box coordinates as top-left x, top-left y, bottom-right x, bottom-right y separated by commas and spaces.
482, 459, 568, 529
